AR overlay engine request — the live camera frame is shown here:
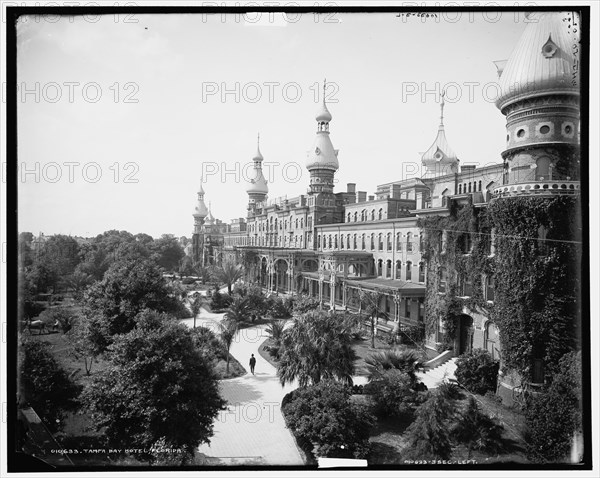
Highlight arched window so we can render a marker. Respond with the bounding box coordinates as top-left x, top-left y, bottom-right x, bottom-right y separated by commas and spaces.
419, 234, 424, 252
317, 235, 321, 249
300, 218, 304, 228
361, 210, 366, 221
406, 232, 413, 252
386, 260, 392, 278
354, 212, 358, 222
378, 208, 383, 220
478, 180, 482, 191
485, 274, 495, 302
362, 234, 366, 250
461, 233, 472, 254
396, 260, 402, 279
387, 233, 392, 251
346, 235, 350, 249
378, 233, 383, 251
536, 156, 551, 180
459, 184, 462, 194
328, 235, 332, 249
406, 261, 412, 281
370, 210, 375, 221
377, 259, 383, 277
396, 233, 402, 251
353, 234, 357, 249
340, 235, 344, 249
334, 235, 338, 249
418, 262, 425, 282
275, 218, 278, 230
347, 213, 351, 223
468, 183, 472, 193
439, 267, 447, 293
